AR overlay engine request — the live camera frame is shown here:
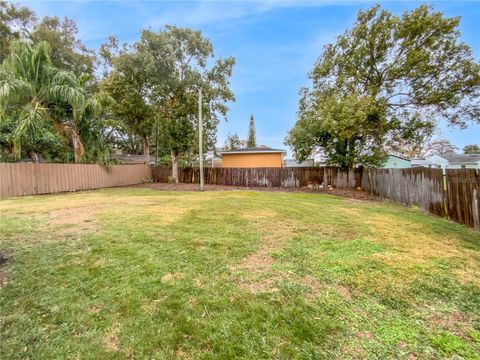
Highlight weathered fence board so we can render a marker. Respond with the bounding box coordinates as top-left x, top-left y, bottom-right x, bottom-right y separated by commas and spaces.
363, 168, 445, 216
154, 167, 328, 188
154, 166, 479, 230
153, 166, 364, 189
0, 163, 152, 198
445, 169, 480, 229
